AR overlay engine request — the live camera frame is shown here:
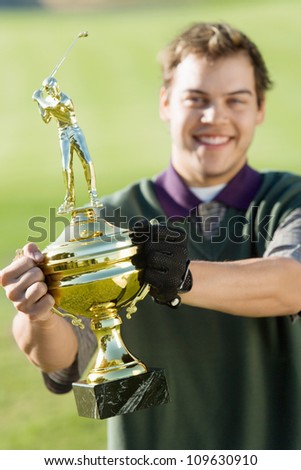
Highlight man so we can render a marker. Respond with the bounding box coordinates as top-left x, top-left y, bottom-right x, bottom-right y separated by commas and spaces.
2, 22, 301, 449
32, 76, 101, 213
